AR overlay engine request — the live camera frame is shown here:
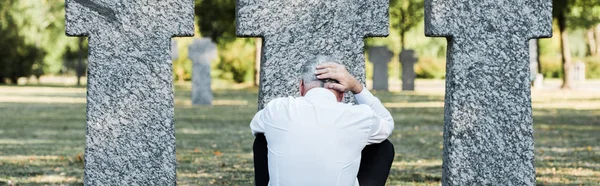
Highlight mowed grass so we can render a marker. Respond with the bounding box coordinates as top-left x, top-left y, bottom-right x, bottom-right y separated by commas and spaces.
0, 81, 599, 185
